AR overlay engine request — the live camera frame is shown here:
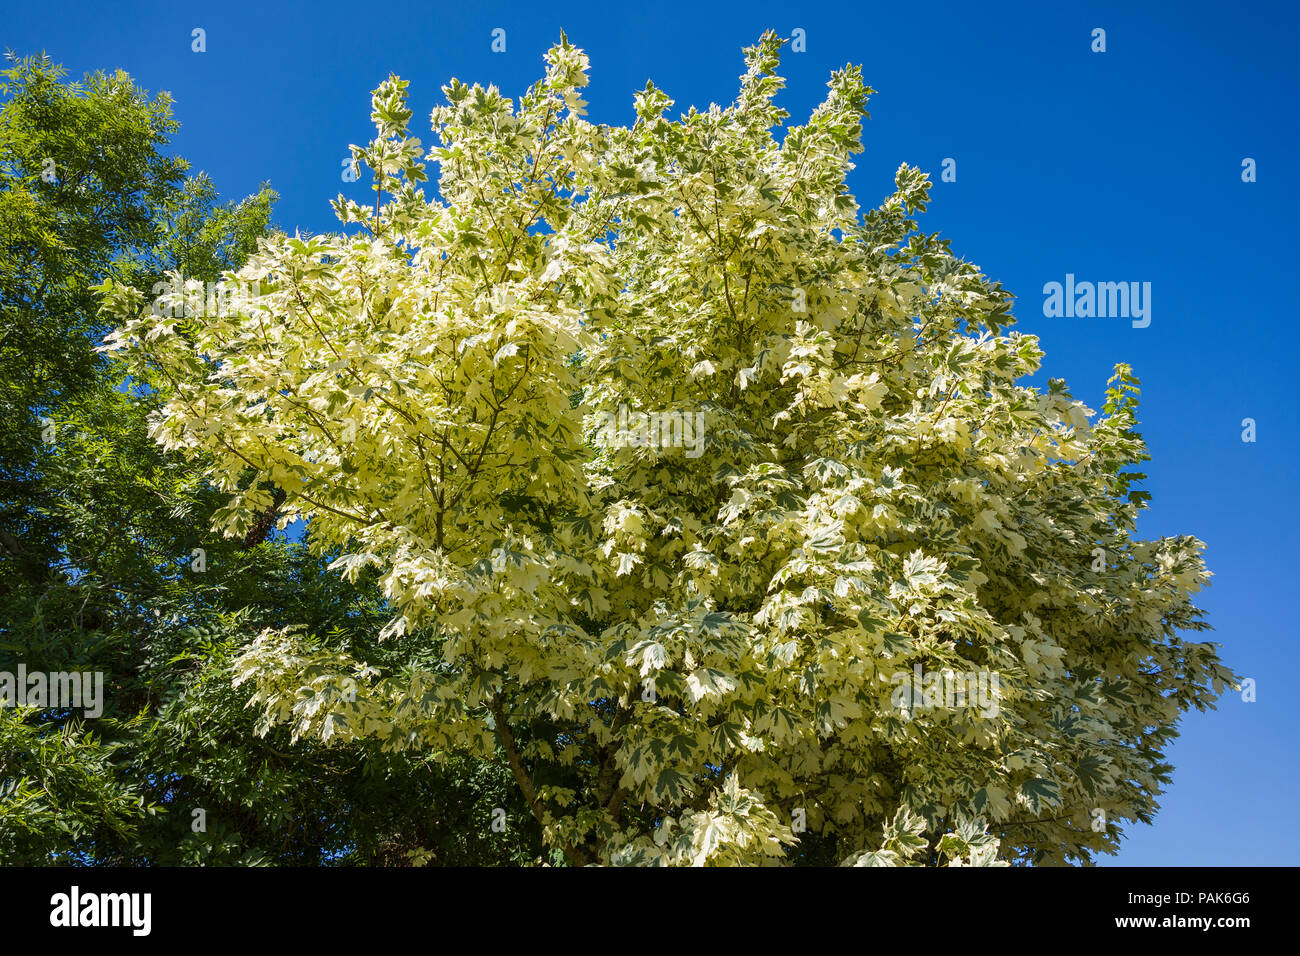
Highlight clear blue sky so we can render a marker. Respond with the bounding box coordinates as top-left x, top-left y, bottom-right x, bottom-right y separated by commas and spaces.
7, 0, 1297, 864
